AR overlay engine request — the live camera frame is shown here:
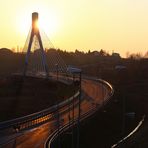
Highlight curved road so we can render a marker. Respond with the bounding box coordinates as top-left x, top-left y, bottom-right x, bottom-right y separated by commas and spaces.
0, 78, 111, 148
